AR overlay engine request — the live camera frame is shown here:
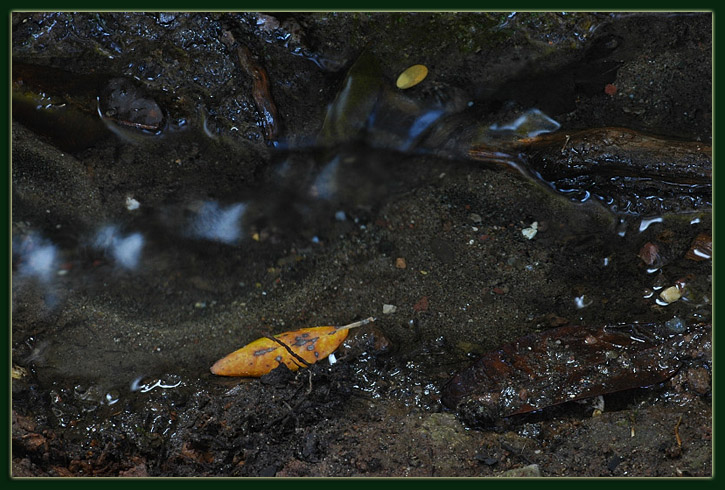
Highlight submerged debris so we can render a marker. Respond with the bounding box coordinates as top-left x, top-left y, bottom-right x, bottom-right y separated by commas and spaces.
441, 322, 710, 428
469, 127, 711, 216
12, 62, 166, 151
638, 242, 661, 267
221, 29, 280, 144
685, 233, 712, 262
99, 77, 165, 132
